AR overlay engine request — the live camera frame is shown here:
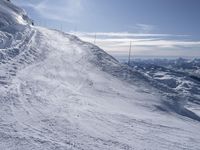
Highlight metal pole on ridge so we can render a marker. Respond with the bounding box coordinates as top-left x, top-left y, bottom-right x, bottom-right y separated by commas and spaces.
94, 33, 97, 44
128, 41, 132, 65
